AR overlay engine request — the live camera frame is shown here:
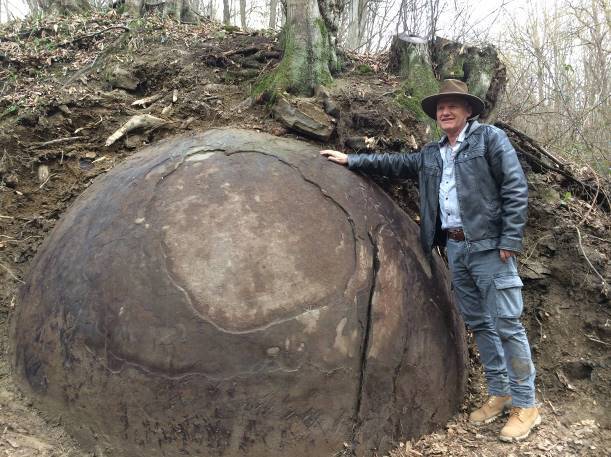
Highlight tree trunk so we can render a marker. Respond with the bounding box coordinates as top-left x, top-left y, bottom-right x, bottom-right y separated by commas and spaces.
36, 0, 91, 15
123, 0, 194, 21
239, 0, 246, 29
223, 0, 230, 24
125, 0, 142, 17
345, 0, 368, 50
269, 0, 278, 29
255, 0, 343, 96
